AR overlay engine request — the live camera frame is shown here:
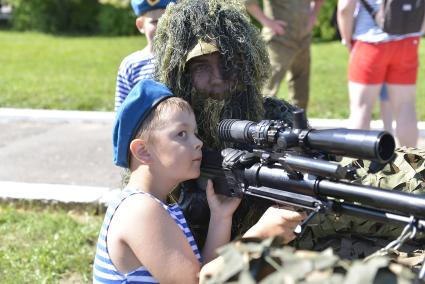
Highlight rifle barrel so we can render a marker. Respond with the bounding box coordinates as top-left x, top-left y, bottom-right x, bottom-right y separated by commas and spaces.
244, 164, 425, 219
